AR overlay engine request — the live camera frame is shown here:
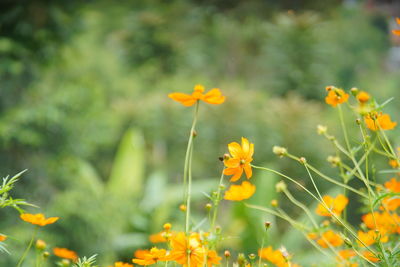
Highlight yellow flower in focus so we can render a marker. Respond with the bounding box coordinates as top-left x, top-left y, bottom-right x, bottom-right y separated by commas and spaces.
325, 87, 349, 107
224, 181, 256, 201
53, 247, 78, 261
168, 84, 225, 106
132, 247, 168, 265
20, 213, 59, 227
393, 18, 400, 36
206, 250, 221, 267
223, 137, 254, 182
317, 230, 343, 248
356, 91, 370, 103
357, 230, 388, 247
315, 195, 348, 217
0, 234, 7, 242
168, 232, 205, 267
364, 113, 397, 131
